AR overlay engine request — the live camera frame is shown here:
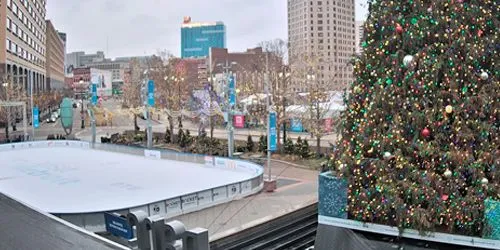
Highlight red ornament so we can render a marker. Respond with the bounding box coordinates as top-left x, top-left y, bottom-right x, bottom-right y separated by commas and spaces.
441, 194, 449, 201
478, 29, 483, 37
421, 128, 431, 138
396, 24, 403, 34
